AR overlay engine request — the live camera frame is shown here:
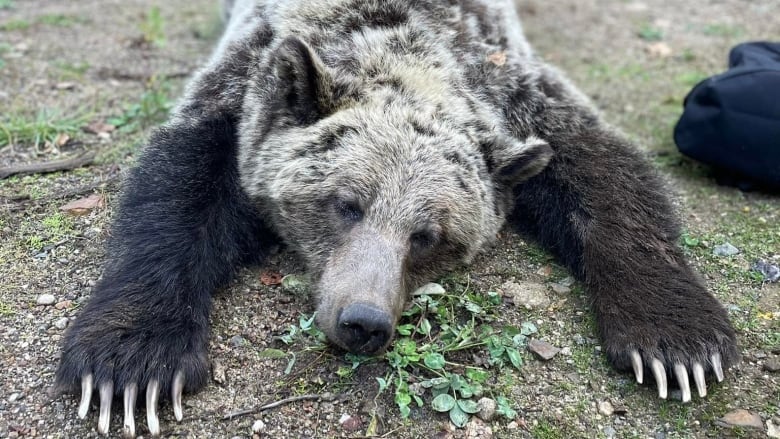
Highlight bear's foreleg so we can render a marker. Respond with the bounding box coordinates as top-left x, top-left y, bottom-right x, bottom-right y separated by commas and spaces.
55, 115, 275, 436
509, 124, 738, 402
